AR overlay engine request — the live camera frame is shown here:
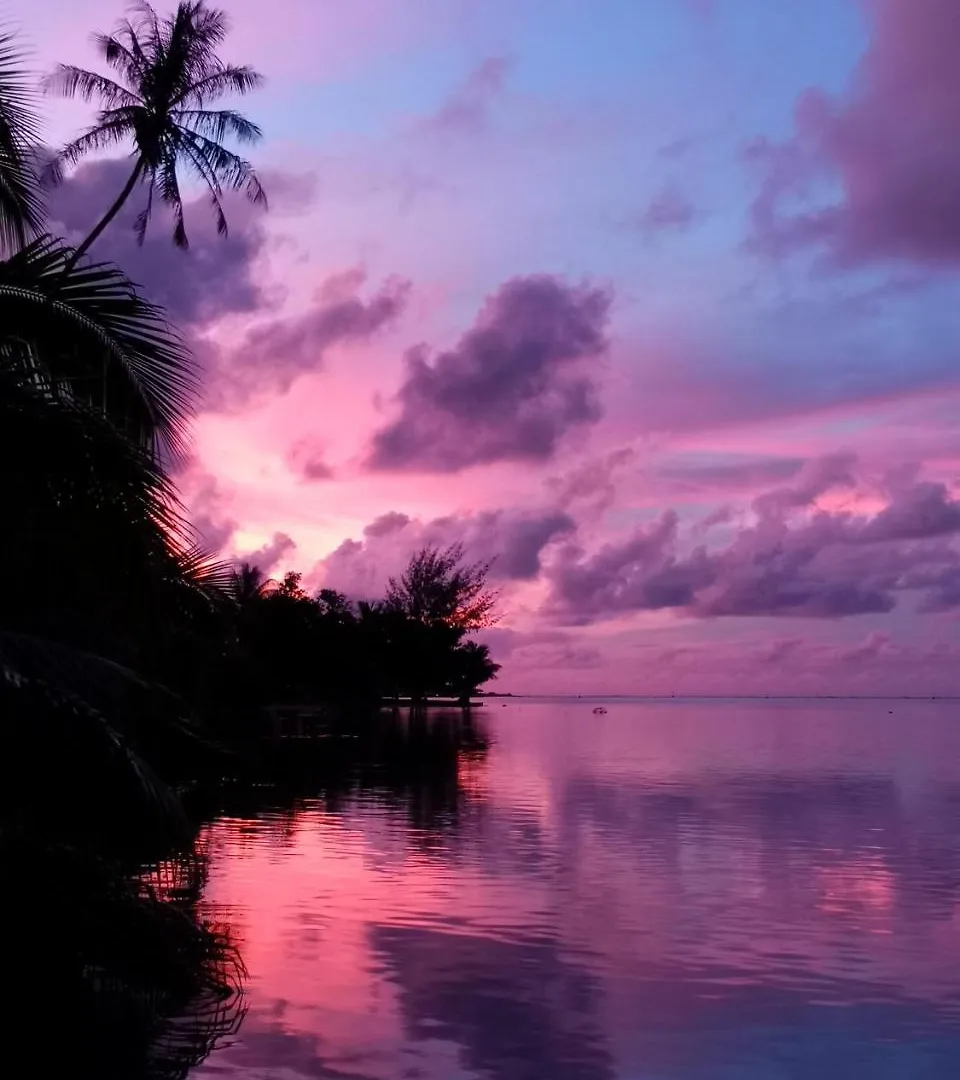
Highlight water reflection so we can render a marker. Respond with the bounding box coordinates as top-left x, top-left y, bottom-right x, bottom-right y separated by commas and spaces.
191, 701, 960, 1079
2, 836, 244, 1079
